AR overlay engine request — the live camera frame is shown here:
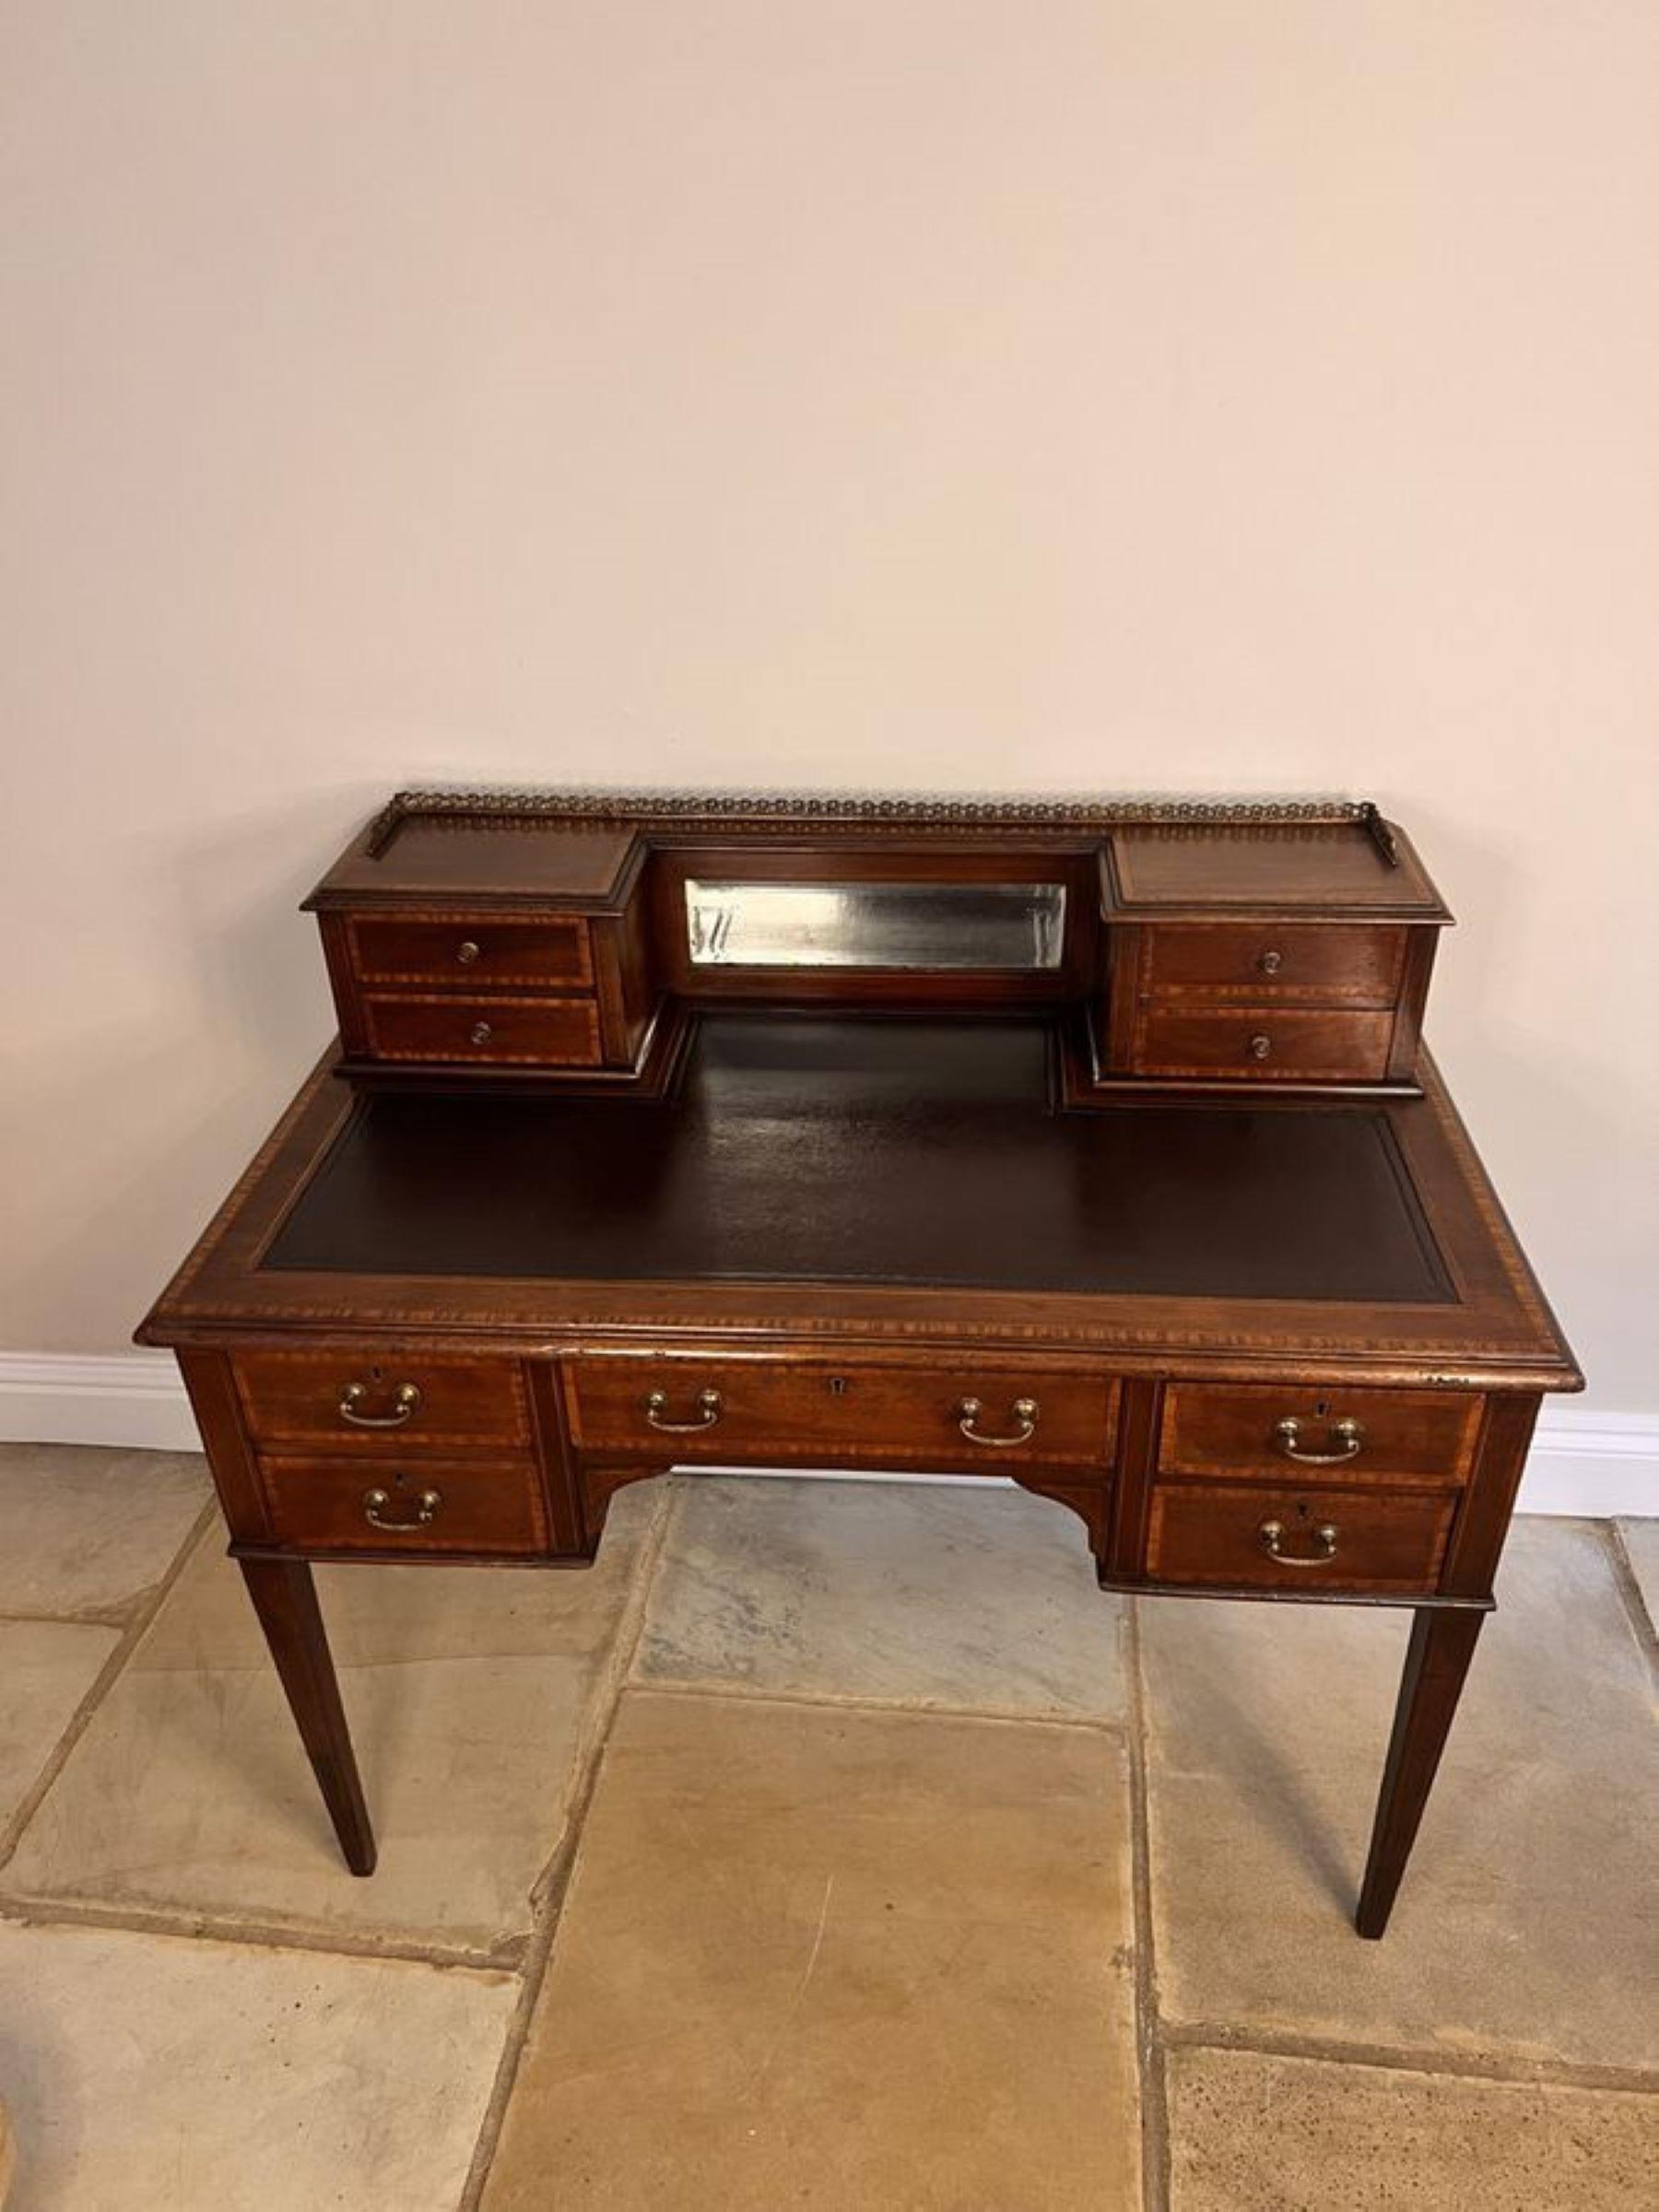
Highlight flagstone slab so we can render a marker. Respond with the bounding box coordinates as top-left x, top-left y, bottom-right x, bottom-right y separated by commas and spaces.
3, 1487, 656, 1956
635, 1473, 1124, 1720
1167, 2046, 1658, 2211
0, 1920, 514, 2211
1140, 1517, 1658, 2069
482, 1689, 1138, 2210
0, 1445, 208, 1620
